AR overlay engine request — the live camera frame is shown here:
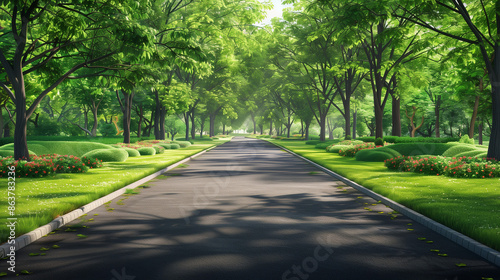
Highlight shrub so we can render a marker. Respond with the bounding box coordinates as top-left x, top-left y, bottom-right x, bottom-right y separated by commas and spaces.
81, 149, 129, 162
383, 136, 459, 144
121, 147, 141, 157
99, 123, 117, 137
173, 141, 192, 148
339, 143, 379, 157
442, 145, 479, 157
337, 140, 363, 146
459, 135, 475, 145
0, 154, 103, 178
357, 136, 375, 143
0, 150, 14, 157
152, 145, 165, 154
374, 137, 384, 146
306, 140, 321, 145
344, 135, 352, 140
137, 147, 156, 155
327, 145, 352, 153
315, 142, 333, 149
385, 155, 500, 178
0, 141, 115, 157
355, 150, 397, 162
158, 143, 180, 149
